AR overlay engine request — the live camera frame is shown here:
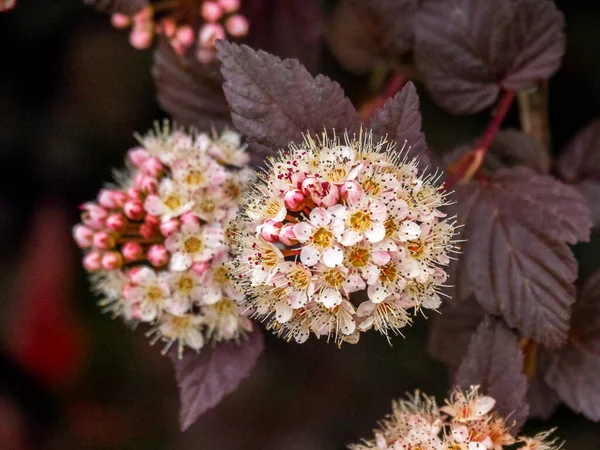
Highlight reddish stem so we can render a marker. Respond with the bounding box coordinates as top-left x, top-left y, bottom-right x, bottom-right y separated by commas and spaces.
360, 73, 408, 120
444, 90, 515, 189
